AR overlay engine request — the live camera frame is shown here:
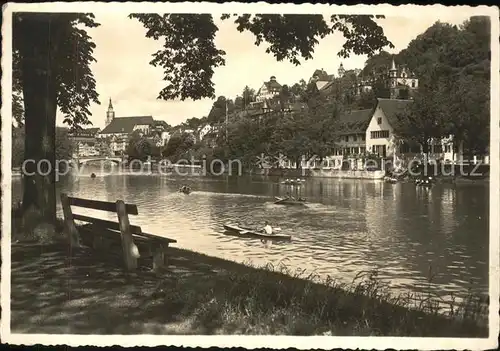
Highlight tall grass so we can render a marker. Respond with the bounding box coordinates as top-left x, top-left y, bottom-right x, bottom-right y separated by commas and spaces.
185, 260, 488, 336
